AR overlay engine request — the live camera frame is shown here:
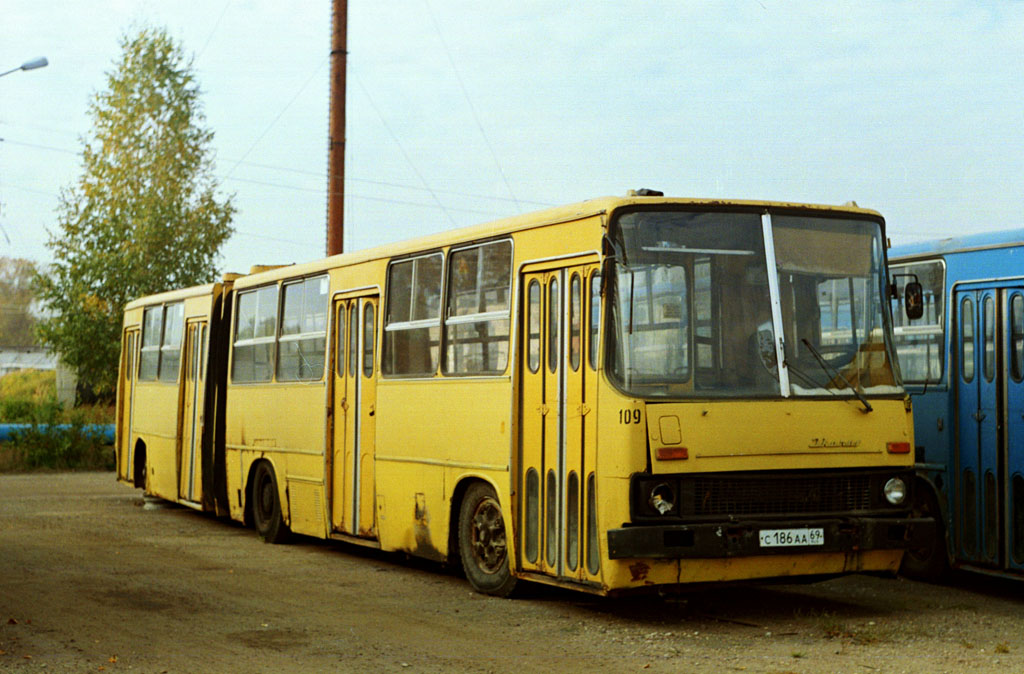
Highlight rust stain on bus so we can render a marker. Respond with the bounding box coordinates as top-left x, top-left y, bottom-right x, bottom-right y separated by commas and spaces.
629, 561, 650, 582
411, 493, 444, 562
